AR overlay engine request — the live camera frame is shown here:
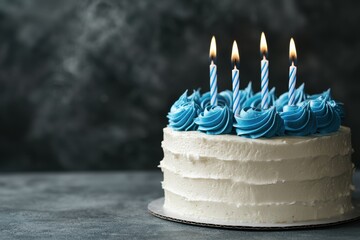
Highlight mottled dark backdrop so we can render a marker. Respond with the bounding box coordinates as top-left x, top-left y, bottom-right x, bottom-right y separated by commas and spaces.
0, 0, 359, 171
